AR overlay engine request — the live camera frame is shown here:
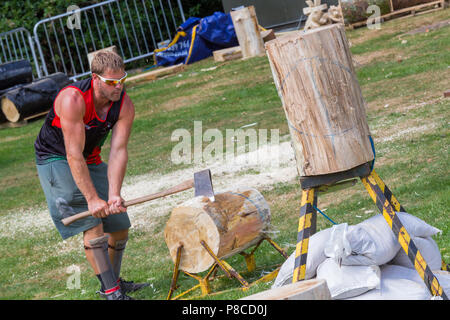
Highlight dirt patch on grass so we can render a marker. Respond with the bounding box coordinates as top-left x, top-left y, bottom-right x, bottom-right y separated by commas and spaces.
353, 48, 406, 68
402, 19, 450, 36
363, 69, 450, 112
